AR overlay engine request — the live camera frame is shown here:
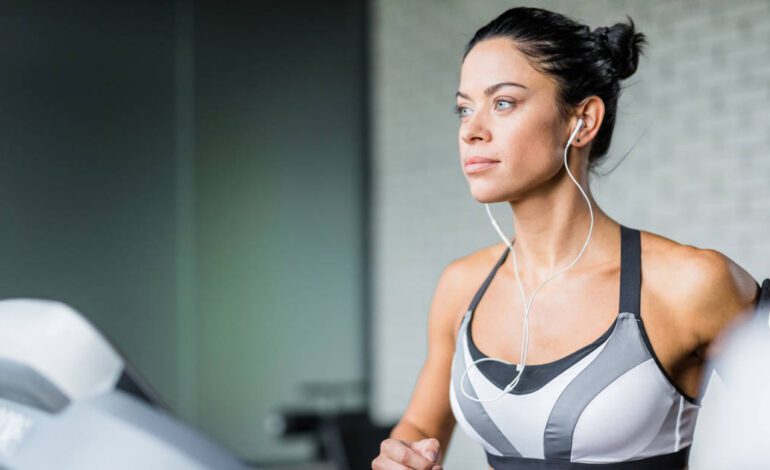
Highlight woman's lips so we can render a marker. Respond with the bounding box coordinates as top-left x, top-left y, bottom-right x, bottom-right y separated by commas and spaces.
464, 161, 499, 174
